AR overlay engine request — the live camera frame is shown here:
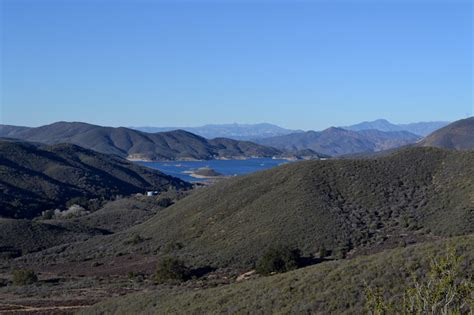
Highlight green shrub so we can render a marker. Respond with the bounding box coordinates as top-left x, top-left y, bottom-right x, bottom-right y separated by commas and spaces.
365, 245, 473, 314
334, 242, 352, 259
41, 209, 55, 220
154, 257, 189, 284
256, 246, 301, 276
12, 269, 38, 285
319, 246, 328, 258
163, 242, 184, 253
124, 234, 145, 245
